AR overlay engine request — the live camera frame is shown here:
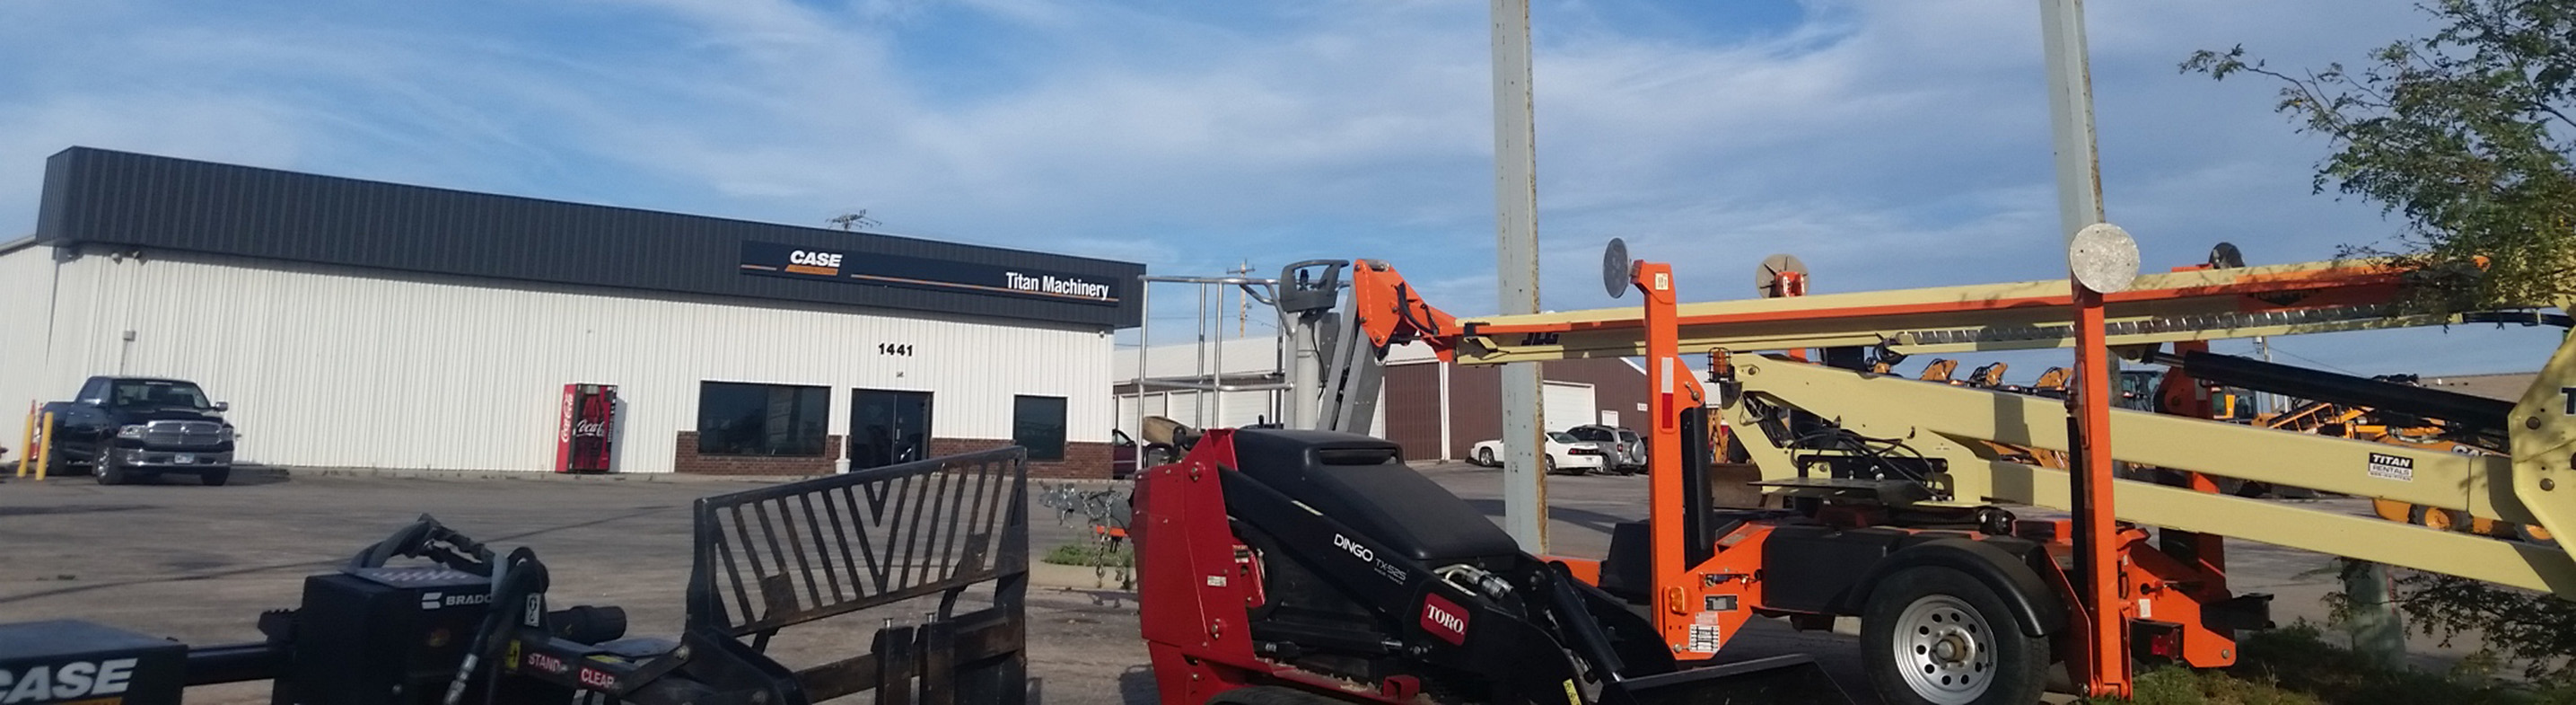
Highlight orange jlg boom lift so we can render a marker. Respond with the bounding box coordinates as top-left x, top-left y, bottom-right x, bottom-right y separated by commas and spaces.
1327, 242, 2575, 704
